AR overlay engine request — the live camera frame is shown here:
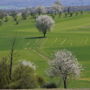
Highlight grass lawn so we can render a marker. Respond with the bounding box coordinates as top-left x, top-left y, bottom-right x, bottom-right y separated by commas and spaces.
0, 12, 90, 88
